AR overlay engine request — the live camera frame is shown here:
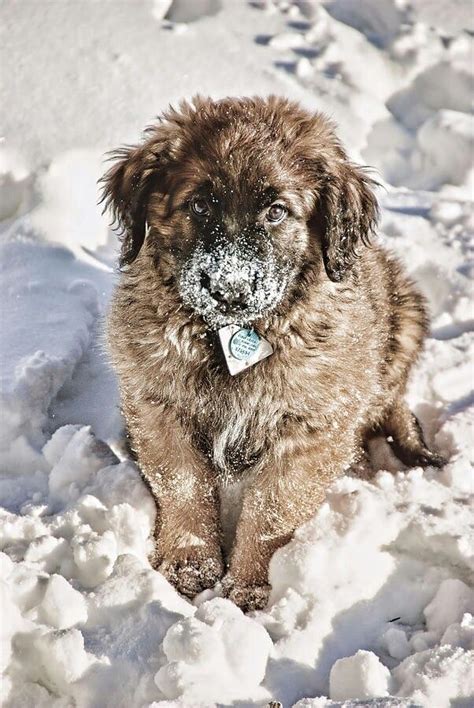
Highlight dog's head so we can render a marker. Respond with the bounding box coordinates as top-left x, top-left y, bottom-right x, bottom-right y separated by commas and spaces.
101, 96, 378, 329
